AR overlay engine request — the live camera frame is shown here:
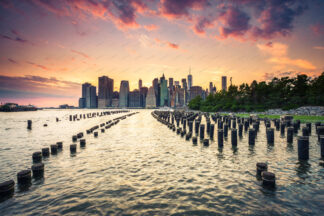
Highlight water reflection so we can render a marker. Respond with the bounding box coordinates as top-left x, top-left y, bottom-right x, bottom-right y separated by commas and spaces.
296, 161, 311, 179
